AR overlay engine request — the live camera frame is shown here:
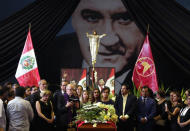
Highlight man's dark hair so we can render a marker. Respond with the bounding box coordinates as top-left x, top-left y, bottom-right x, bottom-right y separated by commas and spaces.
30, 86, 36, 91
15, 87, 25, 97
0, 86, 9, 96
142, 86, 149, 90
121, 83, 130, 90
3, 82, 12, 88
101, 86, 110, 94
